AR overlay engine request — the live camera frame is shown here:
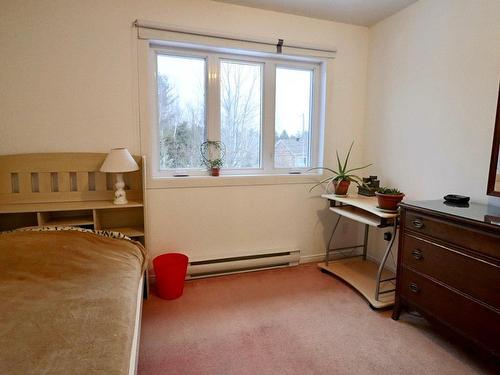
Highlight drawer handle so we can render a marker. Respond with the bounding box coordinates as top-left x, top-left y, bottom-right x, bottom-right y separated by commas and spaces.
412, 249, 423, 260
409, 283, 420, 293
412, 219, 424, 229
